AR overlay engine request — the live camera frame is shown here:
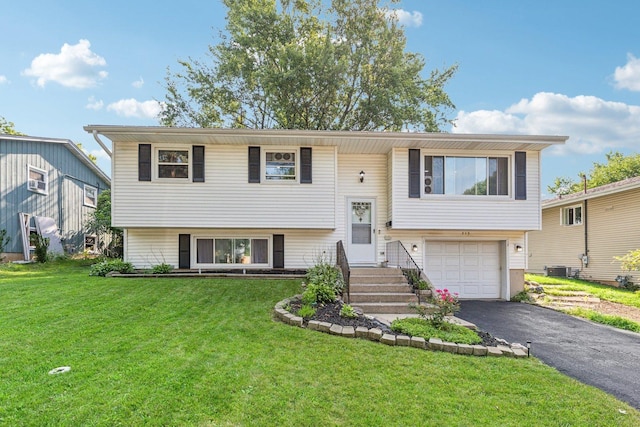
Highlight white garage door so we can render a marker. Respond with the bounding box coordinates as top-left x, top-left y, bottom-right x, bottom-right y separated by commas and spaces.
424, 241, 501, 299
